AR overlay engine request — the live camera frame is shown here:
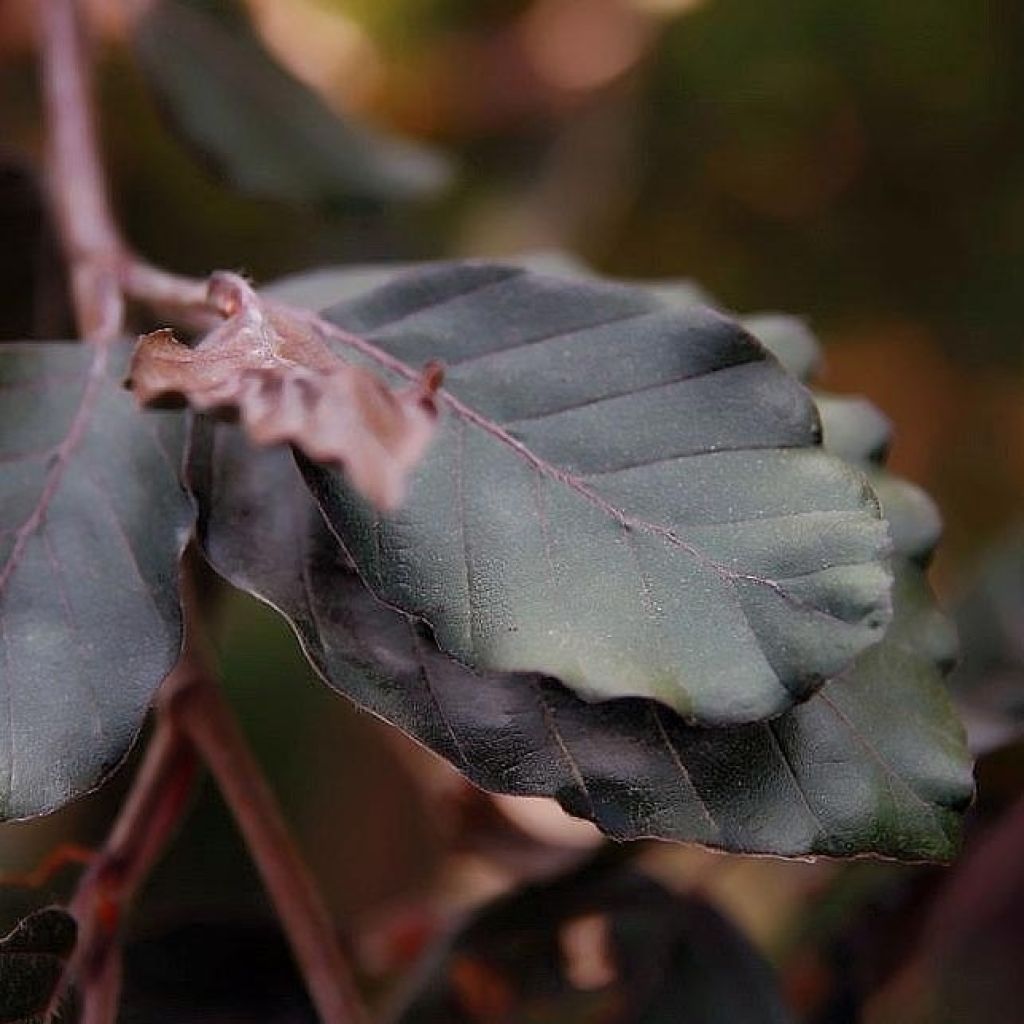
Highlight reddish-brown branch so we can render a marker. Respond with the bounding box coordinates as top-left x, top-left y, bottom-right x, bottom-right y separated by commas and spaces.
169, 661, 371, 1024
38, 0, 124, 341
55, 708, 198, 1023
38, 0, 213, 333
120, 258, 219, 325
